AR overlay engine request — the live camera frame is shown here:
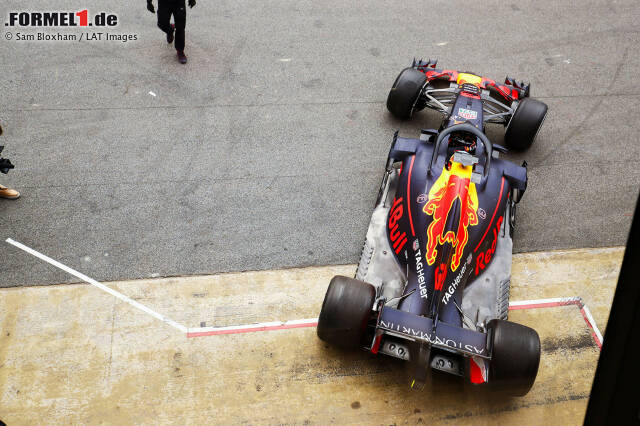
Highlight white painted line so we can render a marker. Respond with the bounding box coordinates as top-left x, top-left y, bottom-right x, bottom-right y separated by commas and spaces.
580, 303, 604, 345
6, 238, 187, 333
282, 318, 319, 326
508, 296, 581, 307
5, 238, 605, 348
187, 318, 318, 337
508, 296, 603, 348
